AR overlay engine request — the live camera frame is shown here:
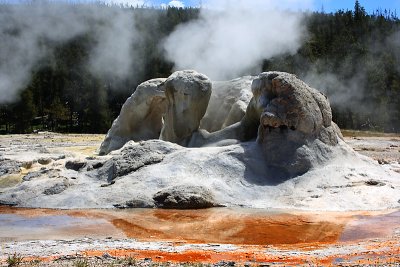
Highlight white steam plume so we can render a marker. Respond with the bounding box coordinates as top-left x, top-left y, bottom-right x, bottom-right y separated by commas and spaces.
162, 0, 308, 80
0, 3, 142, 104
302, 27, 400, 113
301, 67, 367, 110
88, 7, 139, 79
